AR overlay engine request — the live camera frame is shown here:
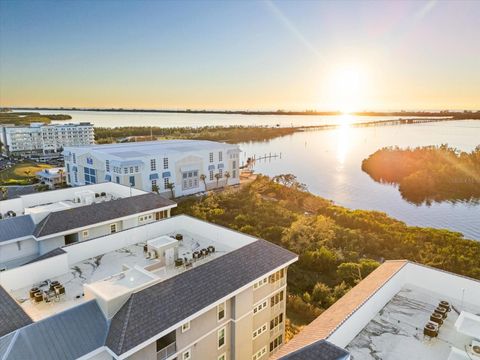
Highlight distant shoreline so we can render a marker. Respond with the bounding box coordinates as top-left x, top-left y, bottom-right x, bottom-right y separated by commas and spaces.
9, 107, 480, 119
